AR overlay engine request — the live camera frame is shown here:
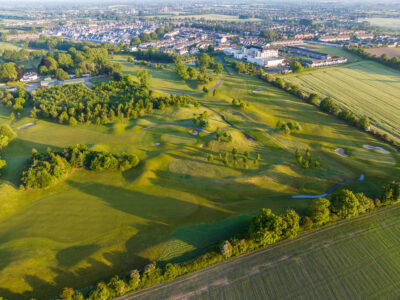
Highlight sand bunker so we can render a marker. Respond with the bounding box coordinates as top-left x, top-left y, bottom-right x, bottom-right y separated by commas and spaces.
154, 142, 161, 146
335, 148, 348, 157
191, 130, 198, 135
362, 144, 390, 154
18, 123, 35, 130
200, 144, 207, 148
253, 88, 266, 93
